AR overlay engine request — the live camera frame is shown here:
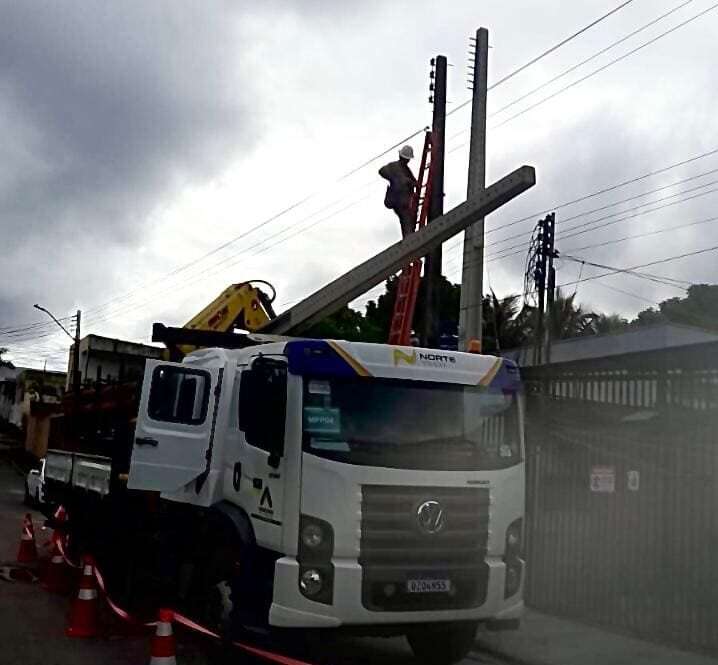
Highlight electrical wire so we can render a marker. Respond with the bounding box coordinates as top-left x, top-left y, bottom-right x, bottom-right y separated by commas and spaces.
491, 2, 718, 130
69, 2, 642, 328
480, 184, 718, 265
489, 0, 696, 118
561, 255, 690, 289
557, 244, 718, 289
443, 182, 718, 276
561, 214, 718, 256
481, 167, 718, 253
